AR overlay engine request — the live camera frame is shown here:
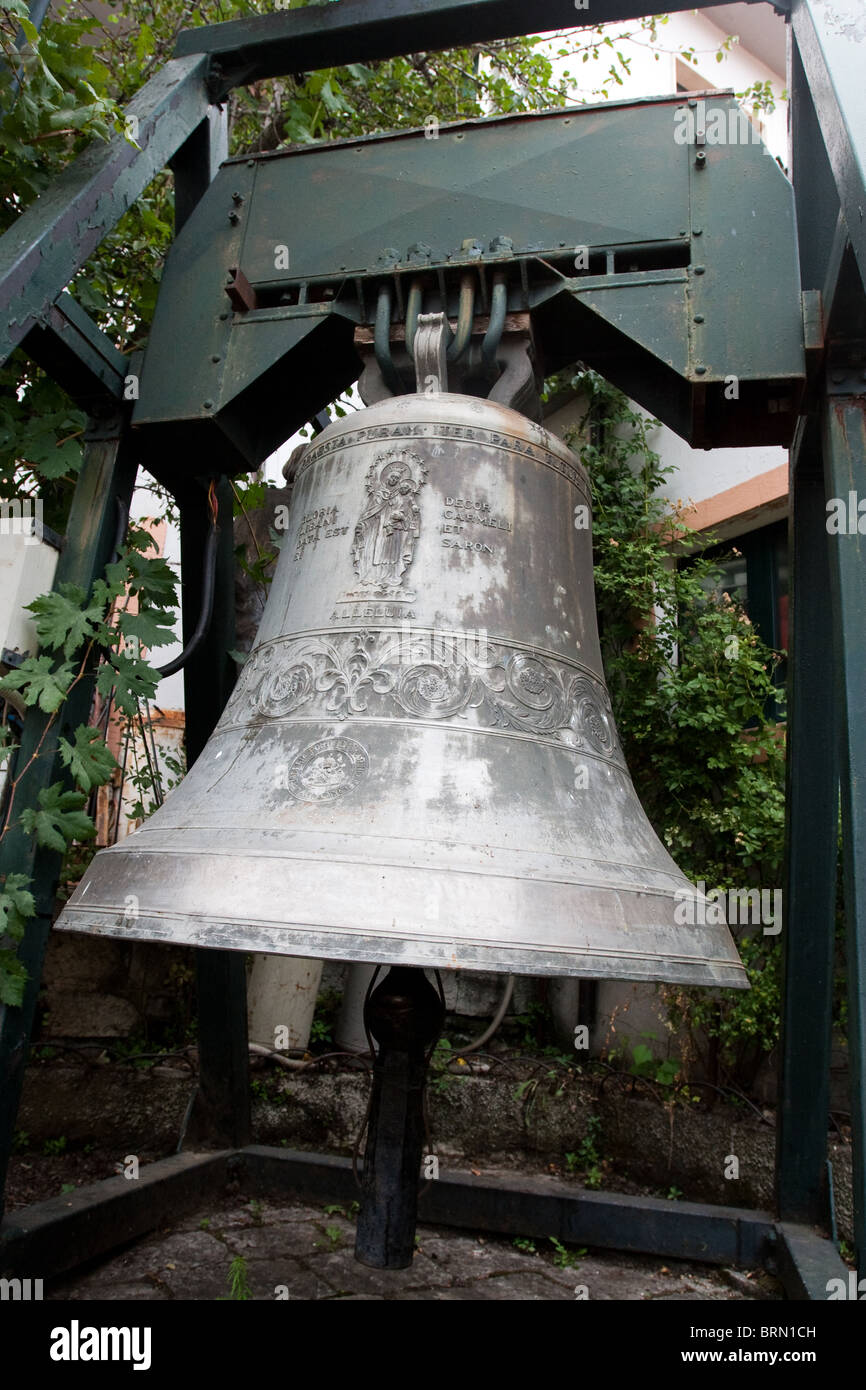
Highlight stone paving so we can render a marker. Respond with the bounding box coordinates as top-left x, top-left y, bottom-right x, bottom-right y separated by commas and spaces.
47, 1195, 782, 1302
